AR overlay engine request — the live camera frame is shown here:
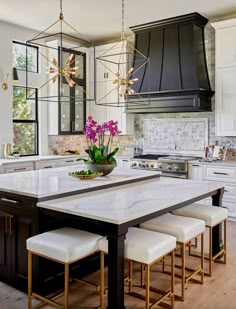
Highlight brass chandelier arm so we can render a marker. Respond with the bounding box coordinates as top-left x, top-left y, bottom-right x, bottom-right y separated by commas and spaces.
29, 19, 61, 42
96, 84, 121, 104
126, 61, 148, 79
38, 50, 60, 68
37, 74, 59, 92
97, 59, 119, 79
62, 20, 93, 44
